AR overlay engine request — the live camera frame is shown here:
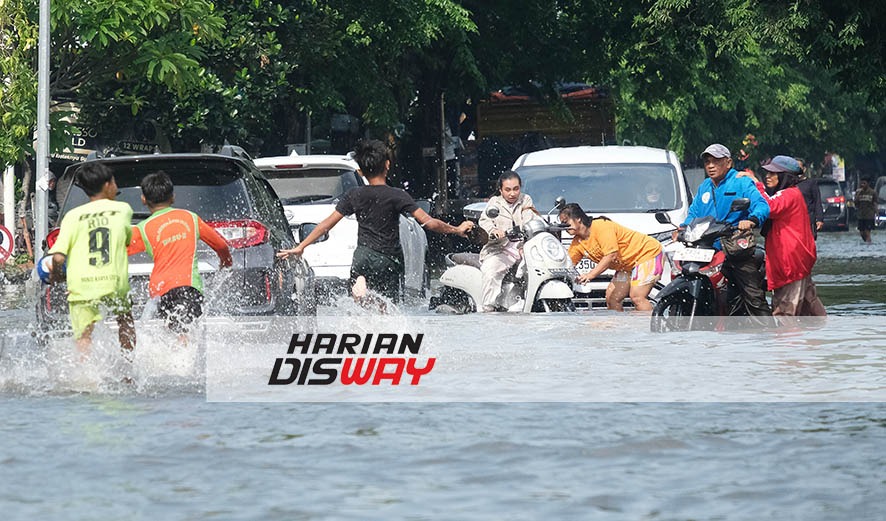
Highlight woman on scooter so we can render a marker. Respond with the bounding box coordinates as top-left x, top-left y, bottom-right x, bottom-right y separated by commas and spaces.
558, 203, 663, 312
737, 156, 826, 316
478, 171, 539, 312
